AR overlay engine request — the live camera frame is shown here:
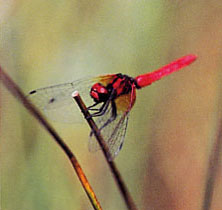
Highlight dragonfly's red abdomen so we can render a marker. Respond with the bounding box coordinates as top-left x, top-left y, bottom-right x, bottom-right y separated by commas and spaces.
135, 54, 197, 88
